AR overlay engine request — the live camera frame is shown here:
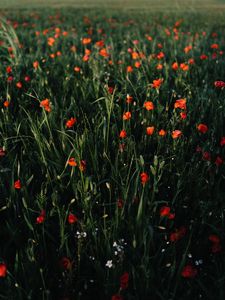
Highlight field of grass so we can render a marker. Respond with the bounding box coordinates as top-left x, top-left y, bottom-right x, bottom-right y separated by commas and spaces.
0, 2, 225, 300
0, 0, 225, 10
